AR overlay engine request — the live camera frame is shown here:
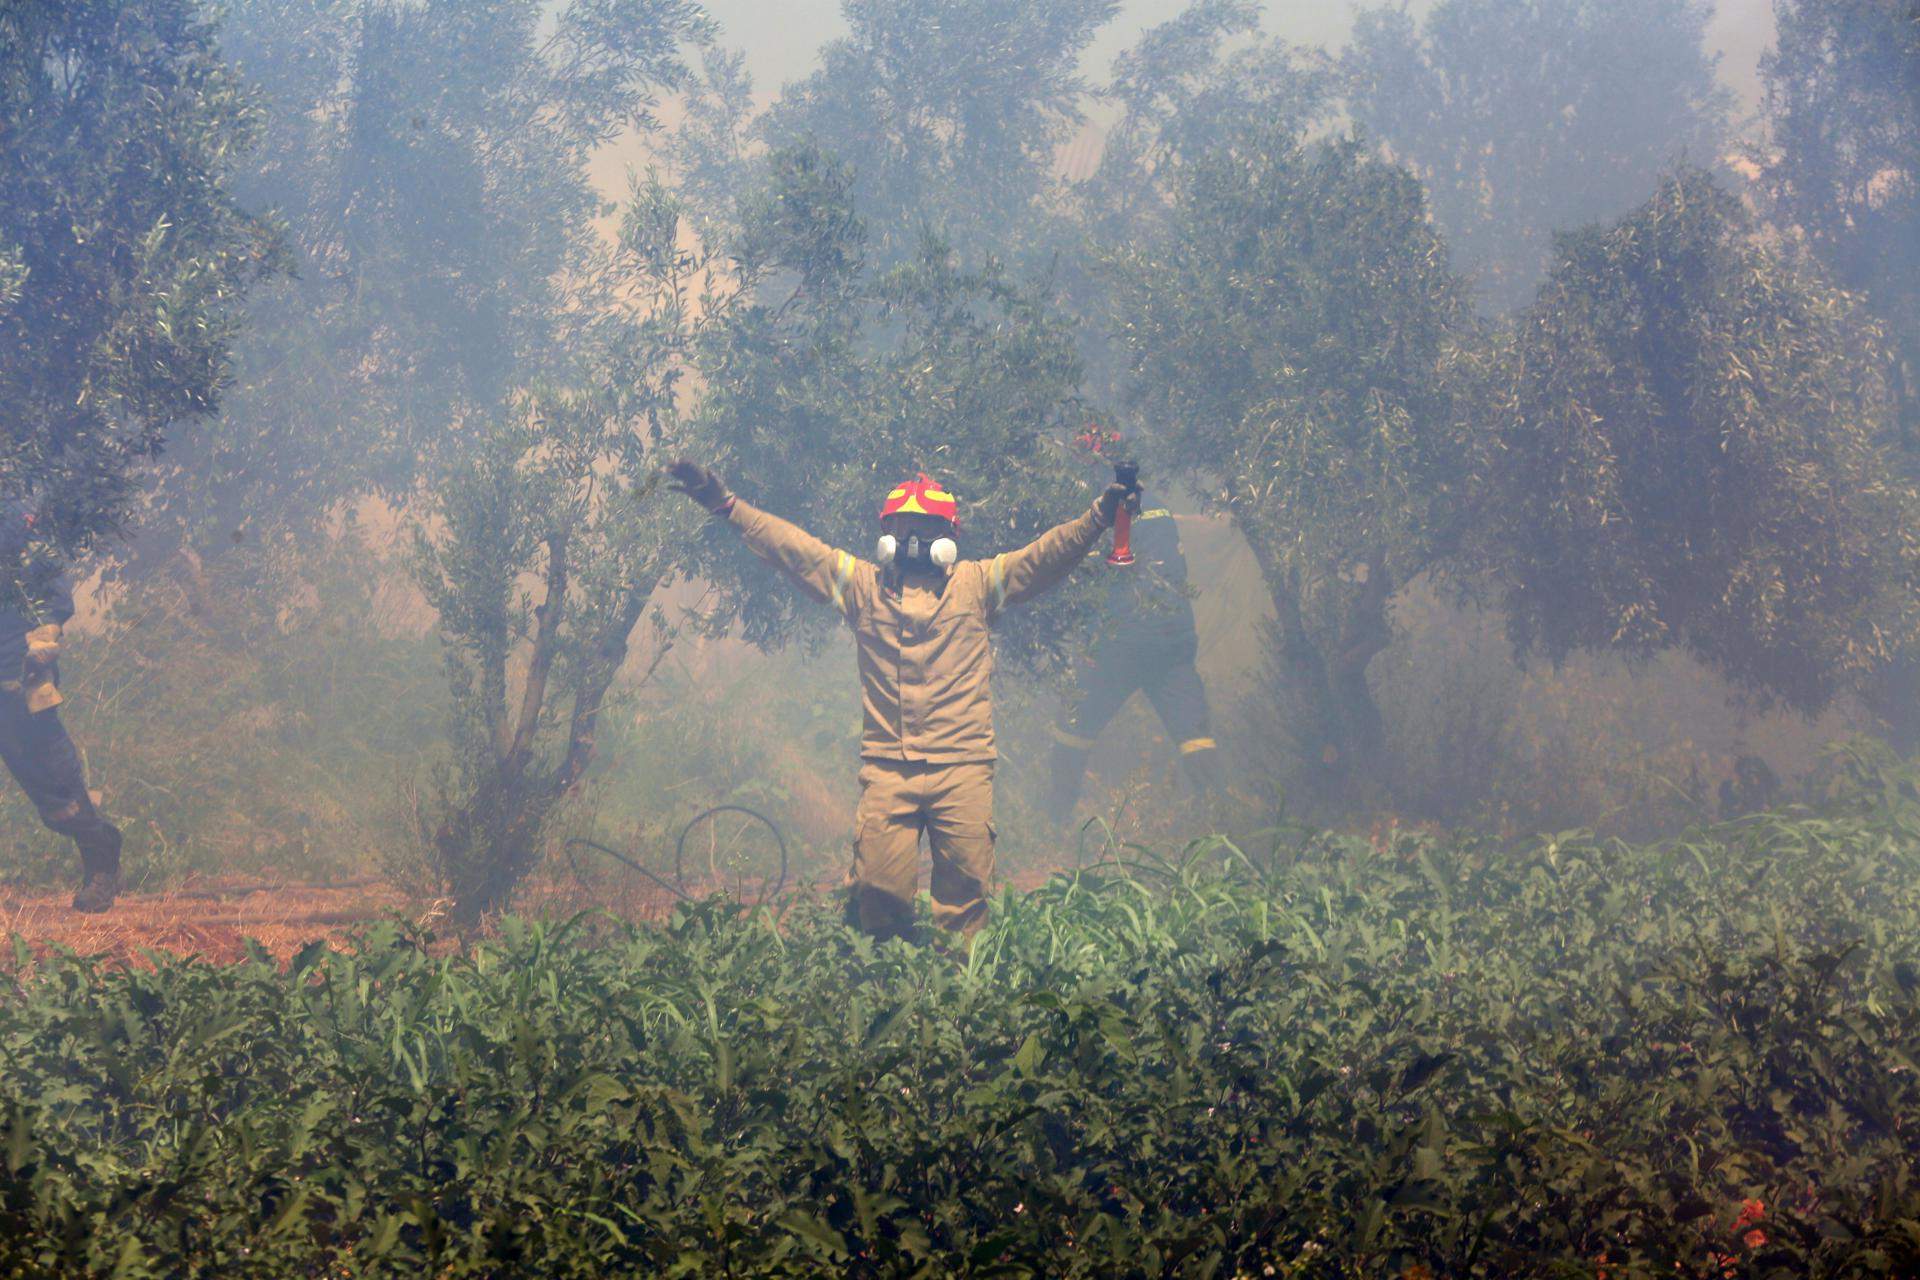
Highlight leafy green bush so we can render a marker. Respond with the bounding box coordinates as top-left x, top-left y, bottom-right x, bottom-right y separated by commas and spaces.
5, 766, 1920, 1277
